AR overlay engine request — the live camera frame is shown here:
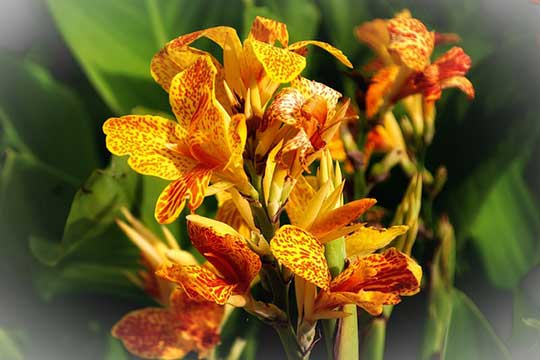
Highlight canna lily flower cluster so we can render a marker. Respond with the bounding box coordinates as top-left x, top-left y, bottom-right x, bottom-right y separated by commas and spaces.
104, 16, 425, 359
